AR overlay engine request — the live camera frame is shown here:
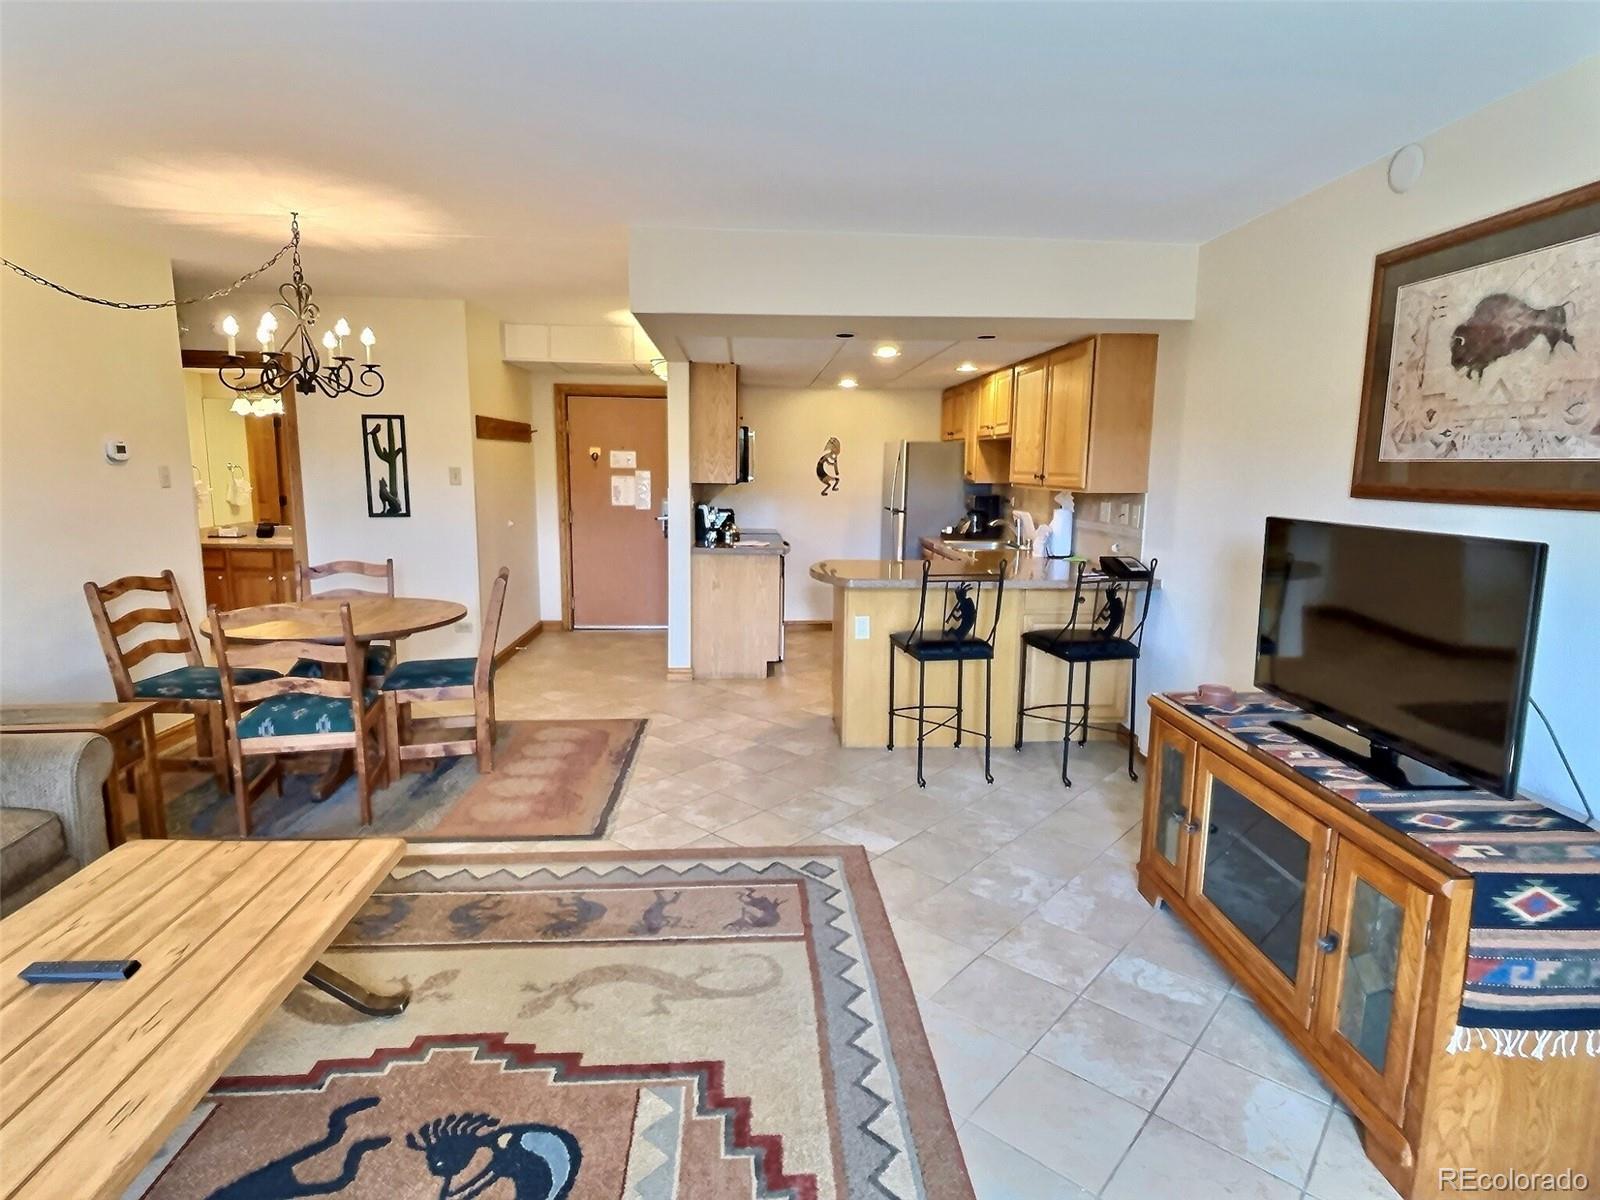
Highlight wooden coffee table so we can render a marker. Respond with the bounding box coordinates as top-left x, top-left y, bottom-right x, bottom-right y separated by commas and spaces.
0, 837, 407, 1200
0, 701, 163, 843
